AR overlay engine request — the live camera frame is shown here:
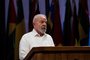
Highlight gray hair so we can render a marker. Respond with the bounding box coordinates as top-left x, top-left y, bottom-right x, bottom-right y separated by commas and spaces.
33, 14, 47, 23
